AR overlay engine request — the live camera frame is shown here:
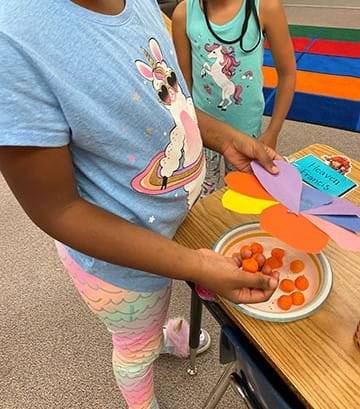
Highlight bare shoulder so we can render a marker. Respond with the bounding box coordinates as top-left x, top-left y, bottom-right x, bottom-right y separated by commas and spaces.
260, 0, 287, 27
172, 0, 187, 24
260, 0, 285, 16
